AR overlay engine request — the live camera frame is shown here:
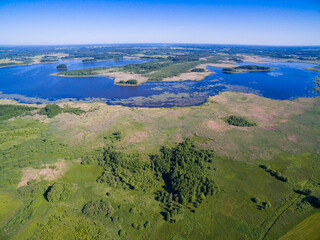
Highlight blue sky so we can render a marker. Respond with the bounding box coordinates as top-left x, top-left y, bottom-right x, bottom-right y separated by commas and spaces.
0, 0, 319, 45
